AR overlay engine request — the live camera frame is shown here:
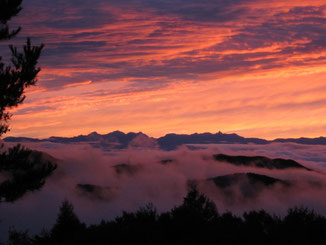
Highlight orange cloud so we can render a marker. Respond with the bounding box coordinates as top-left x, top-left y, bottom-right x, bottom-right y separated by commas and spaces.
3, 0, 326, 139
64, 80, 92, 88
